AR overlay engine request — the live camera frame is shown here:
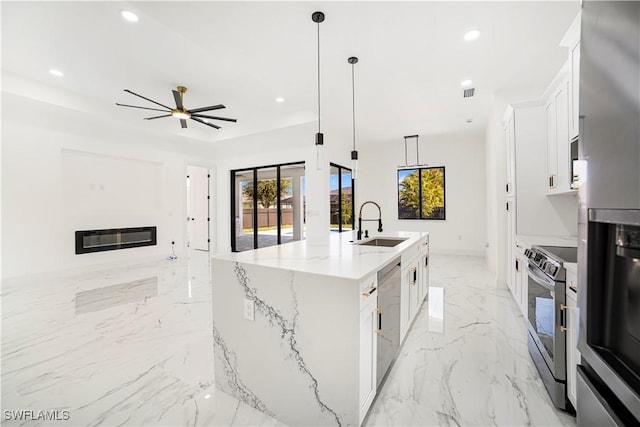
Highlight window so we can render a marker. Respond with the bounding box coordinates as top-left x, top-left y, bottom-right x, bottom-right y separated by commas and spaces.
231, 162, 305, 252
397, 166, 445, 220
330, 163, 354, 232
